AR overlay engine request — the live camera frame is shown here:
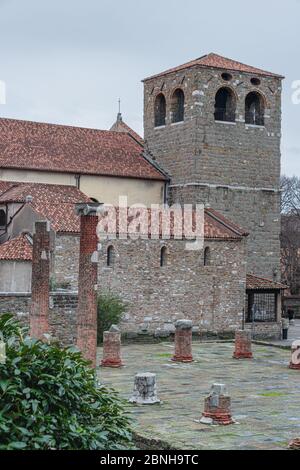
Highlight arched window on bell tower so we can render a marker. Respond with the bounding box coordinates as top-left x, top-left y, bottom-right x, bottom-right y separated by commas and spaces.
154, 93, 166, 127
214, 87, 236, 122
245, 92, 265, 126
171, 89, 185, 123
